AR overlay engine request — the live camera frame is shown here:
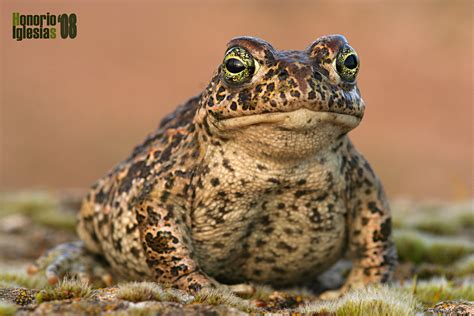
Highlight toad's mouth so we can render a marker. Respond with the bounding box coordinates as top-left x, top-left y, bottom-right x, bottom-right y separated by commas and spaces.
214, 108, 361, 131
